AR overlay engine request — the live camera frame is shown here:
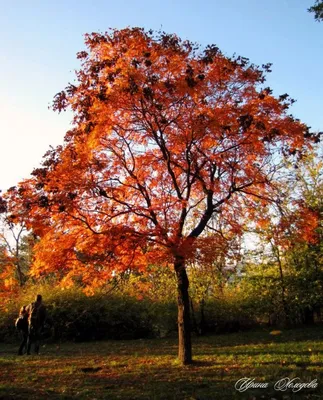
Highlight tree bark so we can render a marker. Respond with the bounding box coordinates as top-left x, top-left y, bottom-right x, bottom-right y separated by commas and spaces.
271, 242, 289, 327
189, 296, 199, 336
174, 256, 192, 365
199, 298, 206, 335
